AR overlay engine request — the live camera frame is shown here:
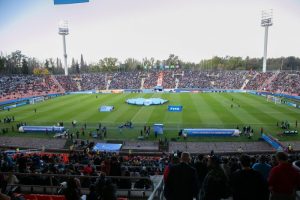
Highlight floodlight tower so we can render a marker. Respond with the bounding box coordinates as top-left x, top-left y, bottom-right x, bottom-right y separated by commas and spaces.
261, 10, 273, 72
58, 20, 69, 76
